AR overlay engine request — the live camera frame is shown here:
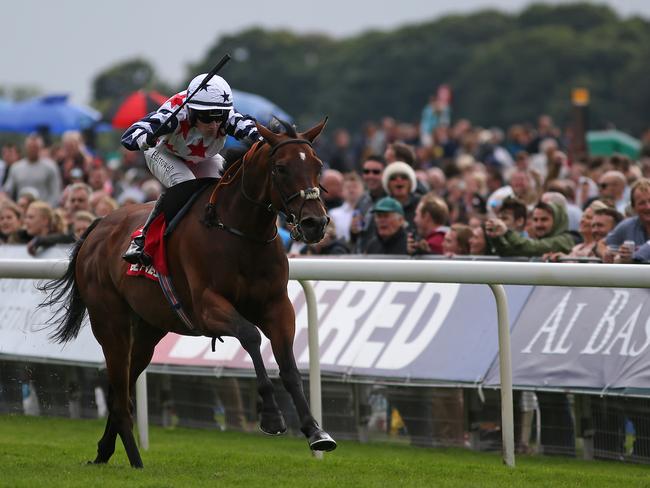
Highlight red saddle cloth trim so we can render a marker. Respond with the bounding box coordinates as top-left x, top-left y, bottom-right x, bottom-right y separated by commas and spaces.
125, 263, 159, 281
143, 213, 169, 276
